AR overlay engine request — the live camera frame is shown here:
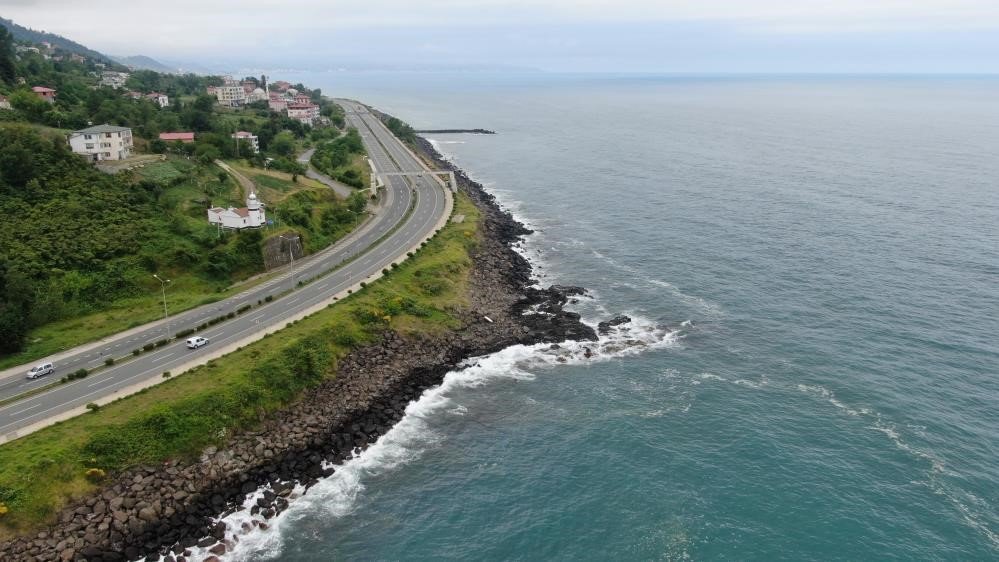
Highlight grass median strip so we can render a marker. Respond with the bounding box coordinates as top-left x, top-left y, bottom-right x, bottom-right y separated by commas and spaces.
0, 192, 474, 538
